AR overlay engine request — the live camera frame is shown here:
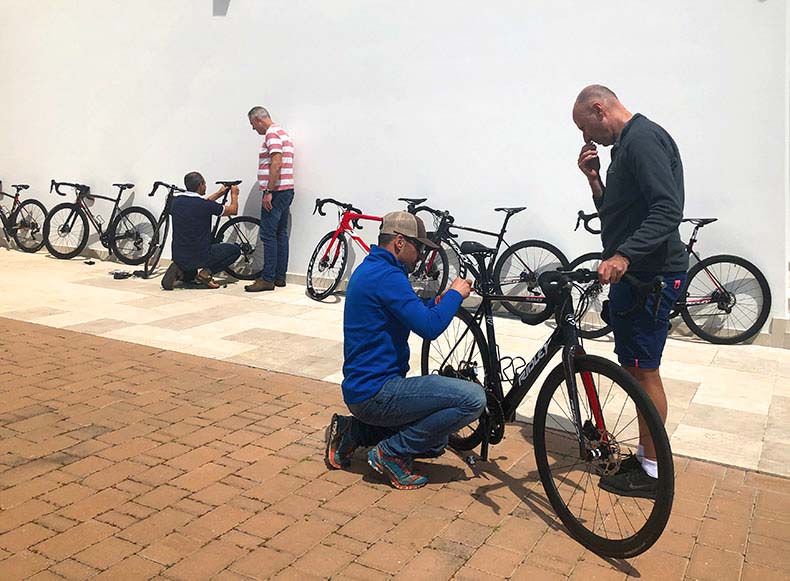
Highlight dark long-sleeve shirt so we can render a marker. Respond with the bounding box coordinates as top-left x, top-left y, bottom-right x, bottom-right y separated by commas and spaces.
595, 113, 689, 273
342, 245, 463, 404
